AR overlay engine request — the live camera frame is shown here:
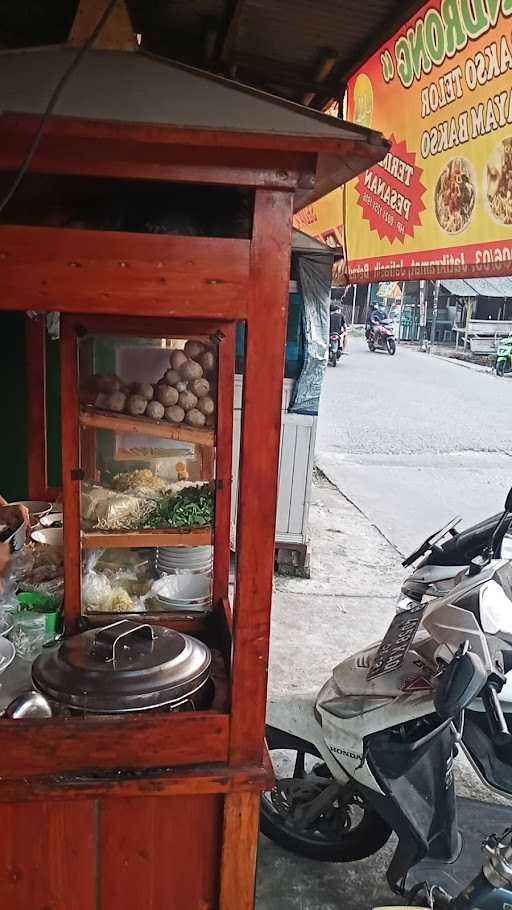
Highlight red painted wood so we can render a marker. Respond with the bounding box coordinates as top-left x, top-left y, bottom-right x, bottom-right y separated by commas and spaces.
100, 795, 223, 910
213, 324, 235, 604
66, 314, 227, 339
230, 189, 293, 766
25, 315, 48, 500
0, 762, 271, 804
0, 114, 319, 184
219, 792, 260, 910
0, 111, 381, 160
0, 714, 230, 779
59, 316, 82, 633
0, 800, 96, 909
0, 227, 250, 318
